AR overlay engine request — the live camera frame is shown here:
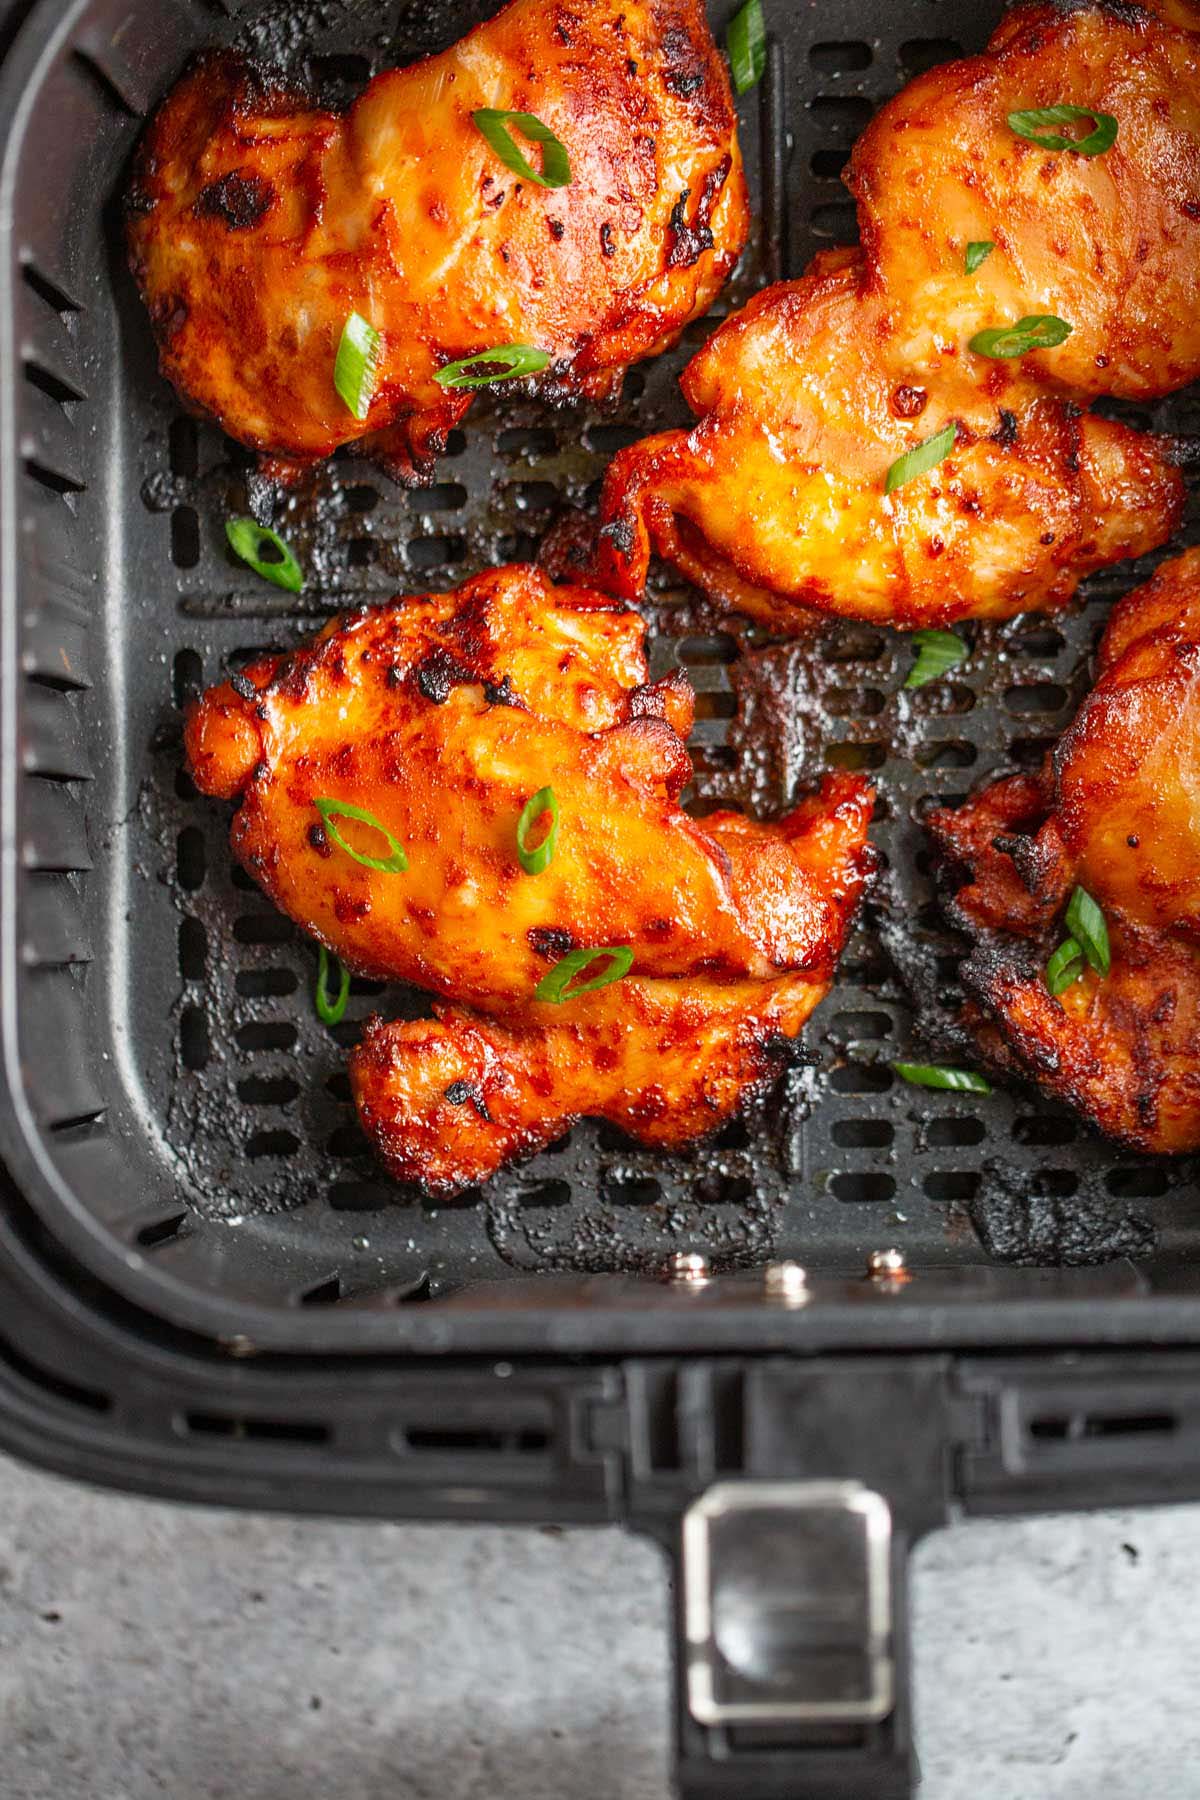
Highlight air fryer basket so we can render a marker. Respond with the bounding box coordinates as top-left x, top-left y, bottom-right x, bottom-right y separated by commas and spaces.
8, 5, 1200, 1796
5, 0, 1200, 1354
